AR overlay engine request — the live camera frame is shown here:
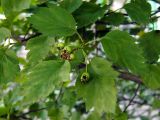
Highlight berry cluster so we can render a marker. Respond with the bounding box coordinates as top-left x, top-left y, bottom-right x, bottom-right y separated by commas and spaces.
57, 43, 90, 84
56, 43, 75, 61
